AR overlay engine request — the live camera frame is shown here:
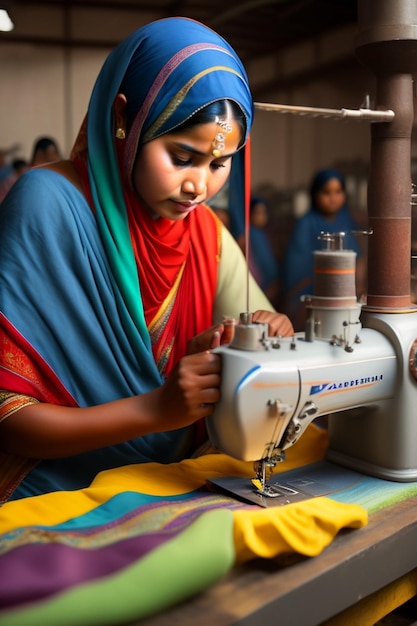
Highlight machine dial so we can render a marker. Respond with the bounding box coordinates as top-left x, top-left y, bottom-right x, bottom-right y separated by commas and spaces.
409, 338, 417, 382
